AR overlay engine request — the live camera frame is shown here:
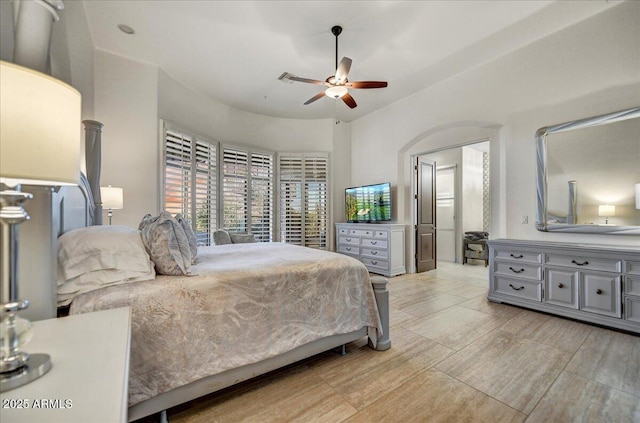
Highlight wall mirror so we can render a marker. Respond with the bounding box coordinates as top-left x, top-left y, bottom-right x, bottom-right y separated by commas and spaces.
536, 106, 640, 235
